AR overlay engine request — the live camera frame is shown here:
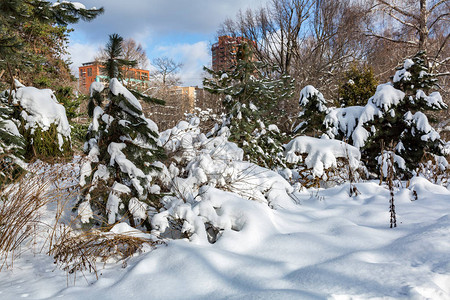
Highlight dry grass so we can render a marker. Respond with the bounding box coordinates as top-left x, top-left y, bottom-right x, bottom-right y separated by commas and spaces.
0, 160, 78, 270
49, 229, 165, 280
1, 157, 166, 282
